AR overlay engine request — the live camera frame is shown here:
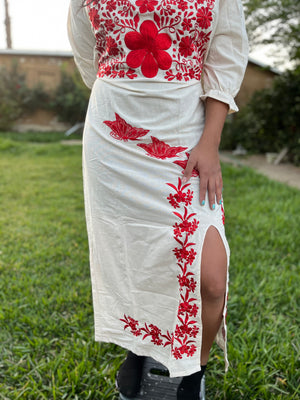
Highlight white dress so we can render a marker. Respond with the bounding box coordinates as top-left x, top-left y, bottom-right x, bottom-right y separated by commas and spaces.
68, 0, 248, 378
